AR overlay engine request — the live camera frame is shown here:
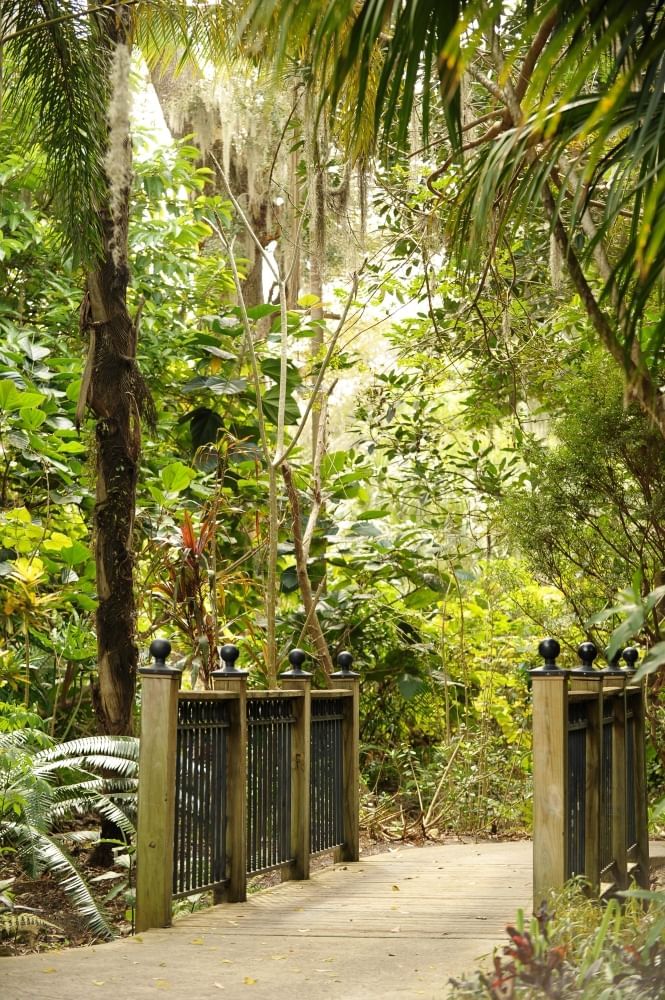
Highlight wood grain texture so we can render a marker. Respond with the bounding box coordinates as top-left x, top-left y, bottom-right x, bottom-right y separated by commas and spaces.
135, 672, 180, 932
532, 674, 567, 908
